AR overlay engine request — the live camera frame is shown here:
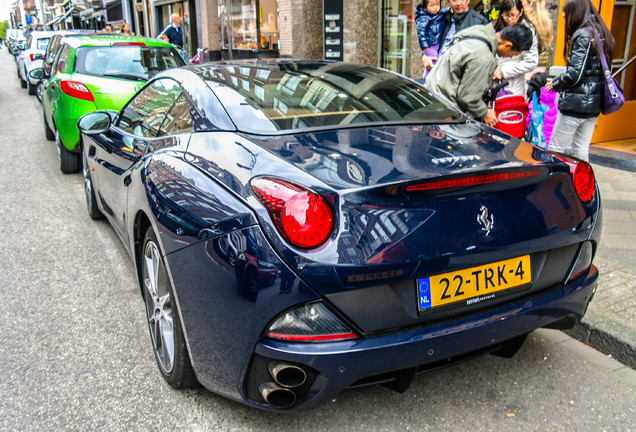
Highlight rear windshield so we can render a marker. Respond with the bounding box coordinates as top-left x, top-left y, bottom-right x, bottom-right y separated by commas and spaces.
36, 38, 50, 50
75, 45, 185, 81
201, 63, 463, 133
